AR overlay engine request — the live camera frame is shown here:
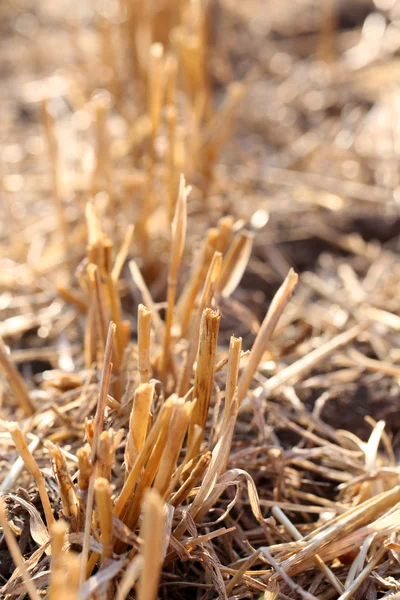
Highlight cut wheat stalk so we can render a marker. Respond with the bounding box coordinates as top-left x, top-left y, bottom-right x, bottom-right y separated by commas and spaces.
137, 489, 165, 600
80, 322, 114, 583
153, 397, 194, 498
161, 176, 189, 382
48, 520, 68, 599
48, 442, 78, 527
95, 477, 114, 565
178, 250, 222, 396
137, 304, 152, 384
125, 383, 154, 474
186, 308, 221, 459
41, 98, 69, 250
224, 335, 242, 420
